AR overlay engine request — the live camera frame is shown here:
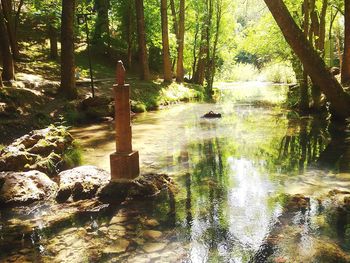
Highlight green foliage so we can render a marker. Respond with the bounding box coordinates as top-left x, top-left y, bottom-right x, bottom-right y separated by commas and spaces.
260, 63, 296, 84
63, 141, 83, 168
